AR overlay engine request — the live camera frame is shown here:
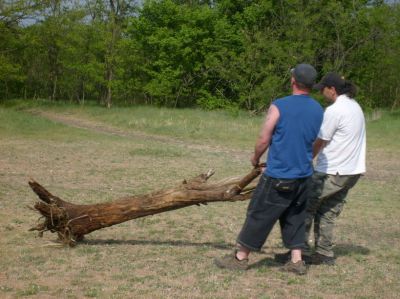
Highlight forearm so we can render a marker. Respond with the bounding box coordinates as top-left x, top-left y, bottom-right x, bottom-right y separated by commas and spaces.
313, 138, 327, 158
251, 104, 279, 167
253, 139, 270, 163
